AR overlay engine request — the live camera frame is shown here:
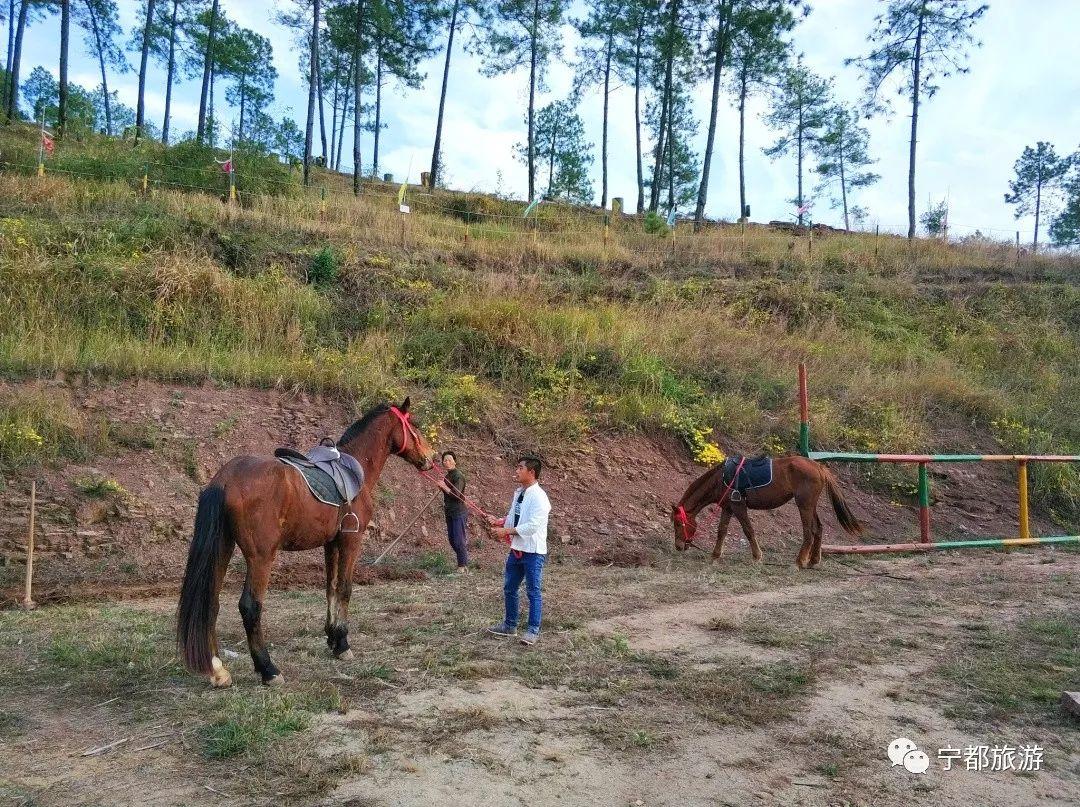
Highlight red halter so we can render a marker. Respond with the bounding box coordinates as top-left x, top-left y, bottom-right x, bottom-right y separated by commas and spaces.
389, 406, 421, 456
